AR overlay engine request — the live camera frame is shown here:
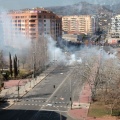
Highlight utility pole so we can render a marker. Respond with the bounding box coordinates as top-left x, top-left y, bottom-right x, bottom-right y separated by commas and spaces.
32, 39, 36, 79
70, 78, 72, 109
33, 52, 35, 78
